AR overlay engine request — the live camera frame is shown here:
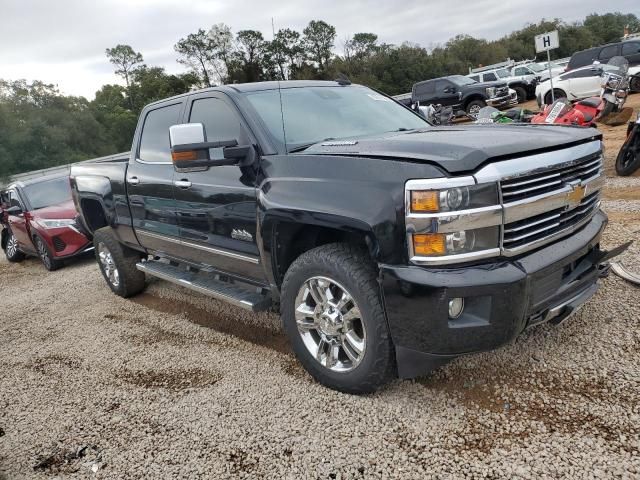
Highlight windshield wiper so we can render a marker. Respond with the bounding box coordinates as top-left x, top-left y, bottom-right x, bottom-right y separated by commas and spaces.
288, 137, 336, 153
